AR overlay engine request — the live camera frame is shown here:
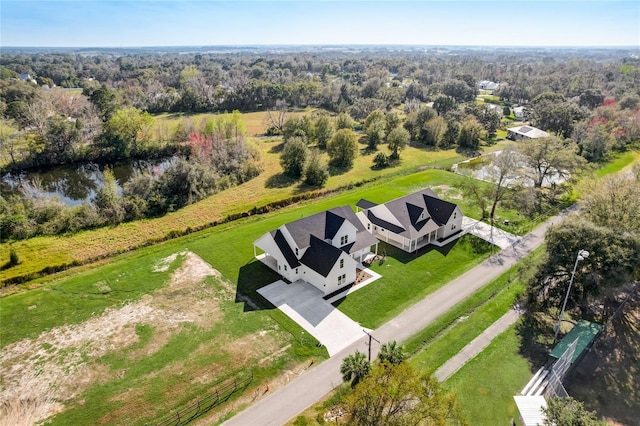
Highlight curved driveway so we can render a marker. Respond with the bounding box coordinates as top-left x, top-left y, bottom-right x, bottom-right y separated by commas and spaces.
223, 210, 571, 426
